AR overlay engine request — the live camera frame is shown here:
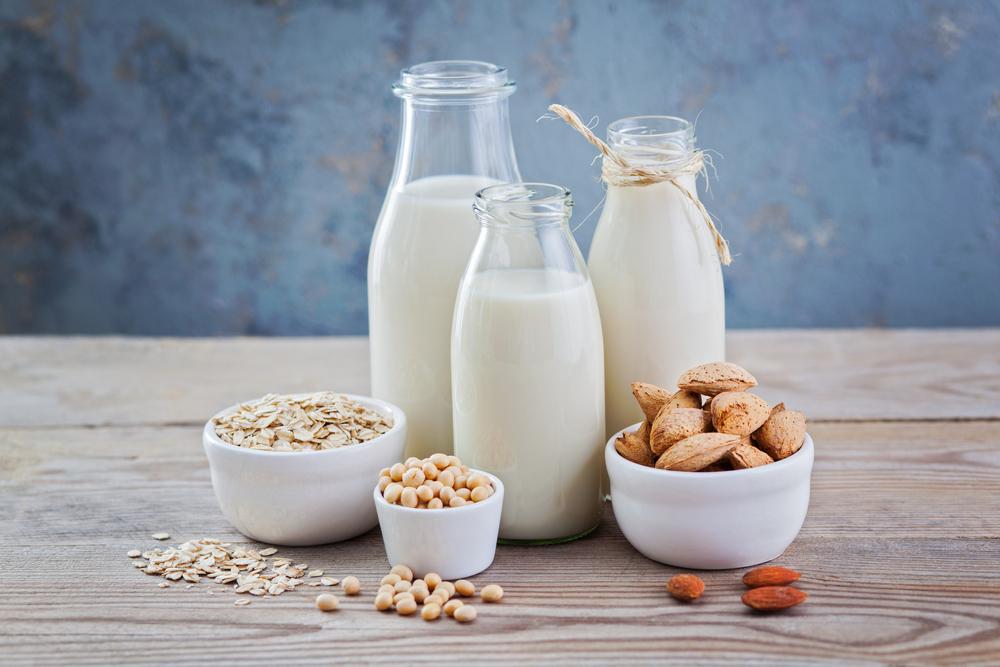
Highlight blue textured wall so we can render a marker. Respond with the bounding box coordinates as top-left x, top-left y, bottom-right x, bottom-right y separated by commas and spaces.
1, 0, 998, 334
